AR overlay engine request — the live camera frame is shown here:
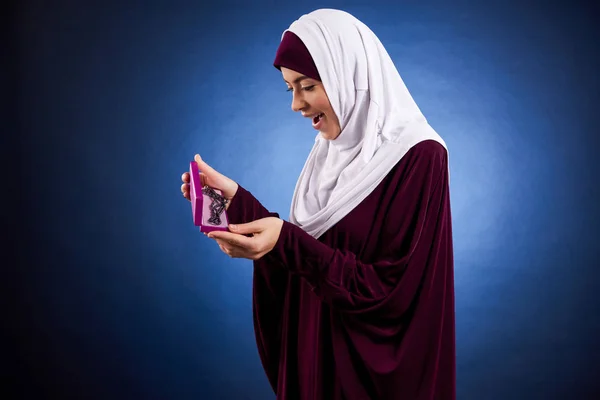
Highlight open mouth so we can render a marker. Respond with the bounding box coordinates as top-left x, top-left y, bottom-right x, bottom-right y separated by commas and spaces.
311, 113, 326, 131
